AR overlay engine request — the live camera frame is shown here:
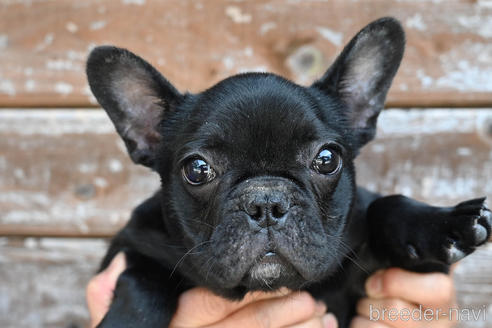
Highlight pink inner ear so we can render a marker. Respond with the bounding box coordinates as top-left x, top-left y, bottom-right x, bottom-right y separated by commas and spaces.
111, 66, 165, 153
341, 44, 382, 103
